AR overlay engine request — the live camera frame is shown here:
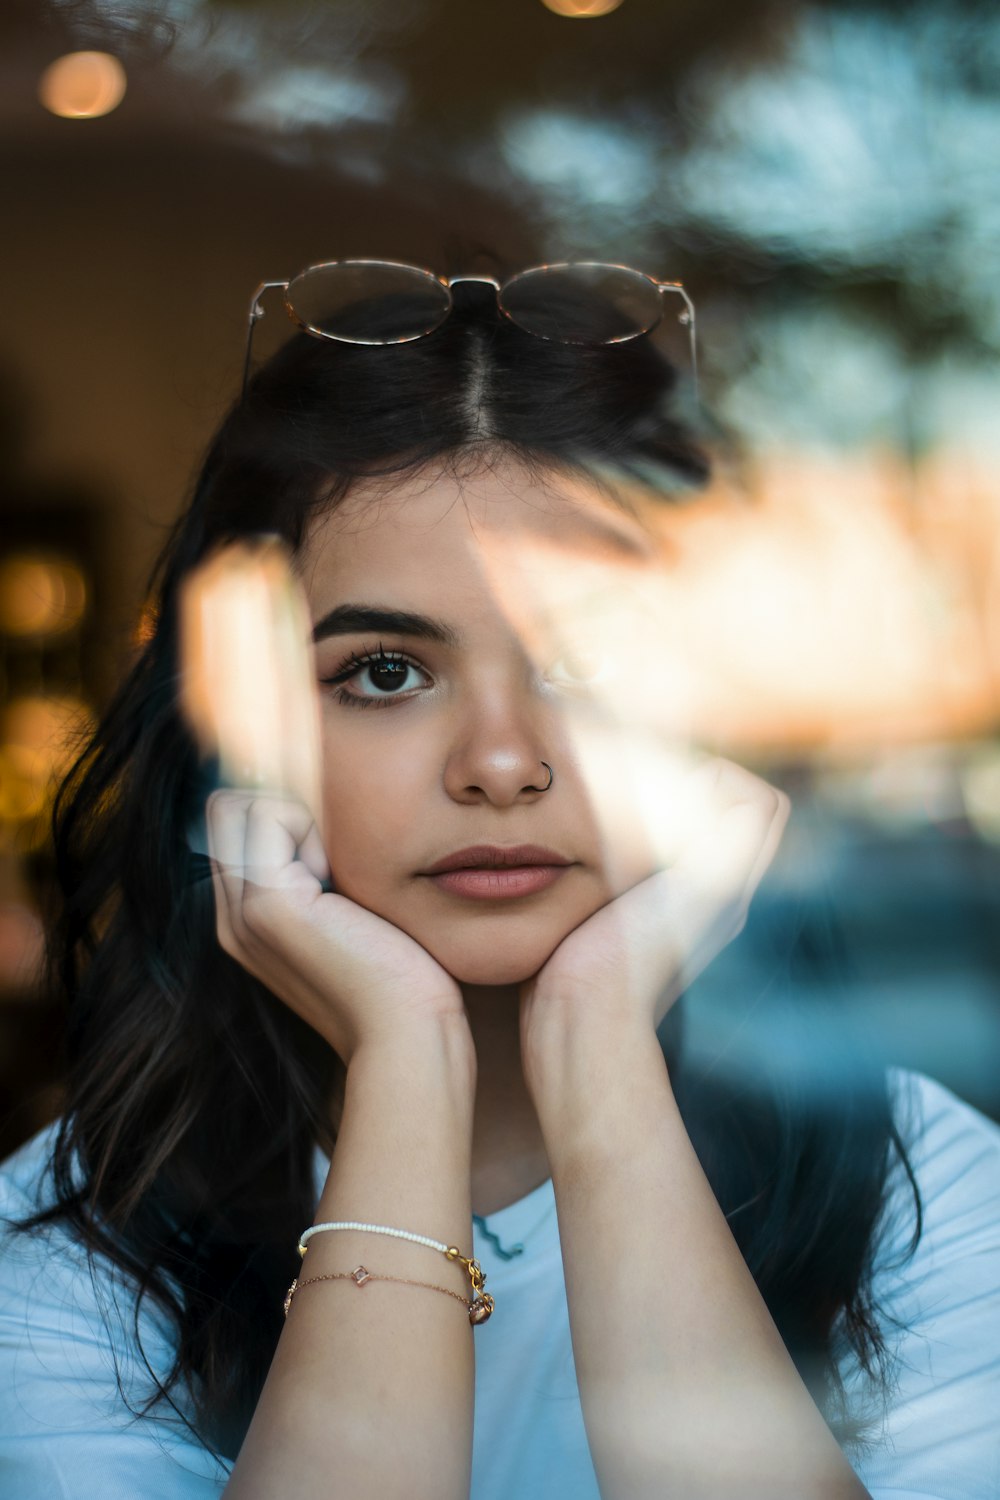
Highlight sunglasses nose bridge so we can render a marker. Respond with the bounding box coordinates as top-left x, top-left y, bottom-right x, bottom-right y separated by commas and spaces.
443, 275, 502, 291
